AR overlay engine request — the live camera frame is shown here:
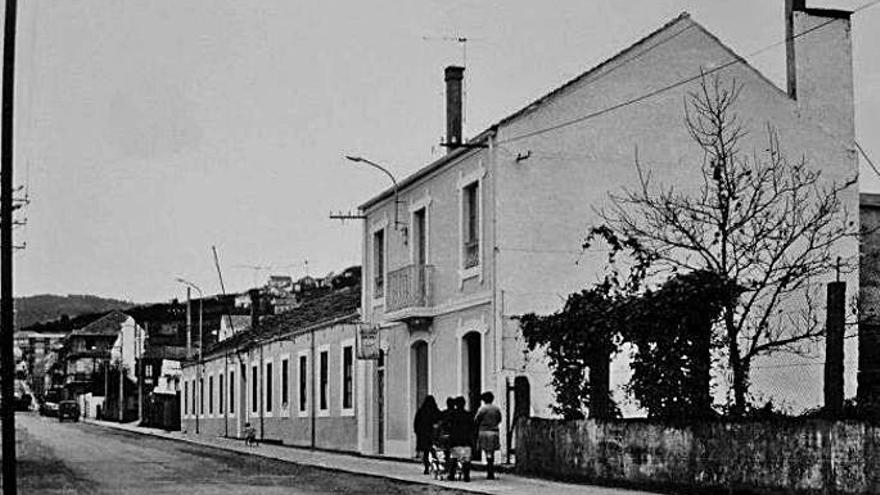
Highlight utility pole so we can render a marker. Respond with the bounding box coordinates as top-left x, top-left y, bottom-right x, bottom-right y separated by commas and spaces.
185, 289, 197, 434
1, 0, 18, 492
177, 278, 203, 435
186, 288, 192, 359
118, 329, 124, 422
103, 358, 109, 418
137, 323, 144, 424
